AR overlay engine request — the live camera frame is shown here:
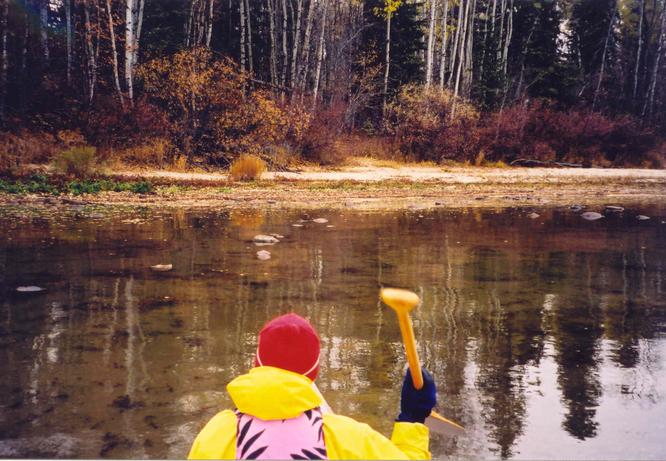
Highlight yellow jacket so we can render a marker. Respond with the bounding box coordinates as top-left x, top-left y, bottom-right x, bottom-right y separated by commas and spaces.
188, 366, 431, 460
